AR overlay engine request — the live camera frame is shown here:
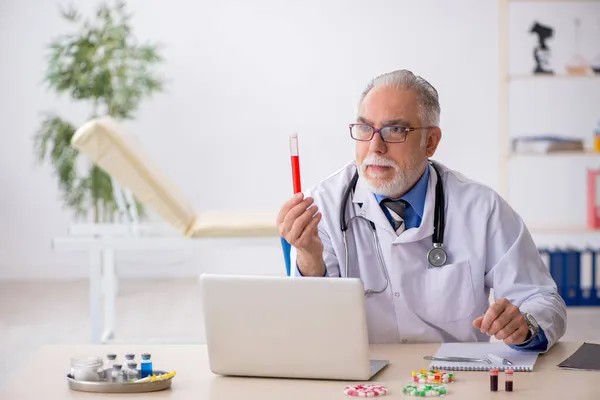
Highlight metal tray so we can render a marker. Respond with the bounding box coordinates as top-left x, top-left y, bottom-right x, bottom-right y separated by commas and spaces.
67, 370, 174, 393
